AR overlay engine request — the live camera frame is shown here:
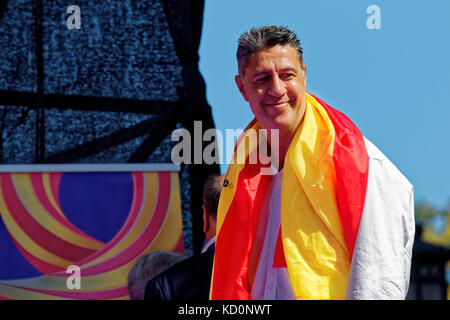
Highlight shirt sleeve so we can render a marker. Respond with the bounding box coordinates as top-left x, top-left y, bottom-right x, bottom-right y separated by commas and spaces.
345, 138, 415, 300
